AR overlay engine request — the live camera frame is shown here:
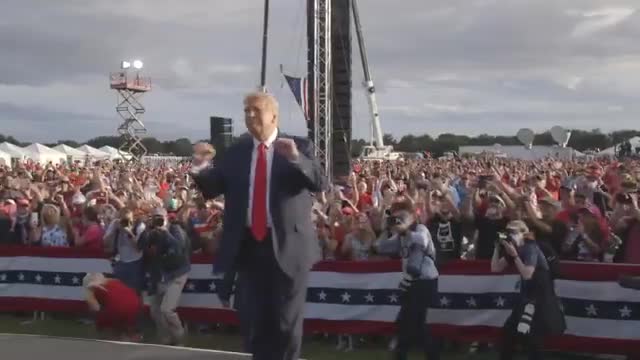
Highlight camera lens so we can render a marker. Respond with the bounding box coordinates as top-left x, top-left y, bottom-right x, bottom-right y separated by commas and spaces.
617, 193, 632, 204
151, 216, 165, 228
